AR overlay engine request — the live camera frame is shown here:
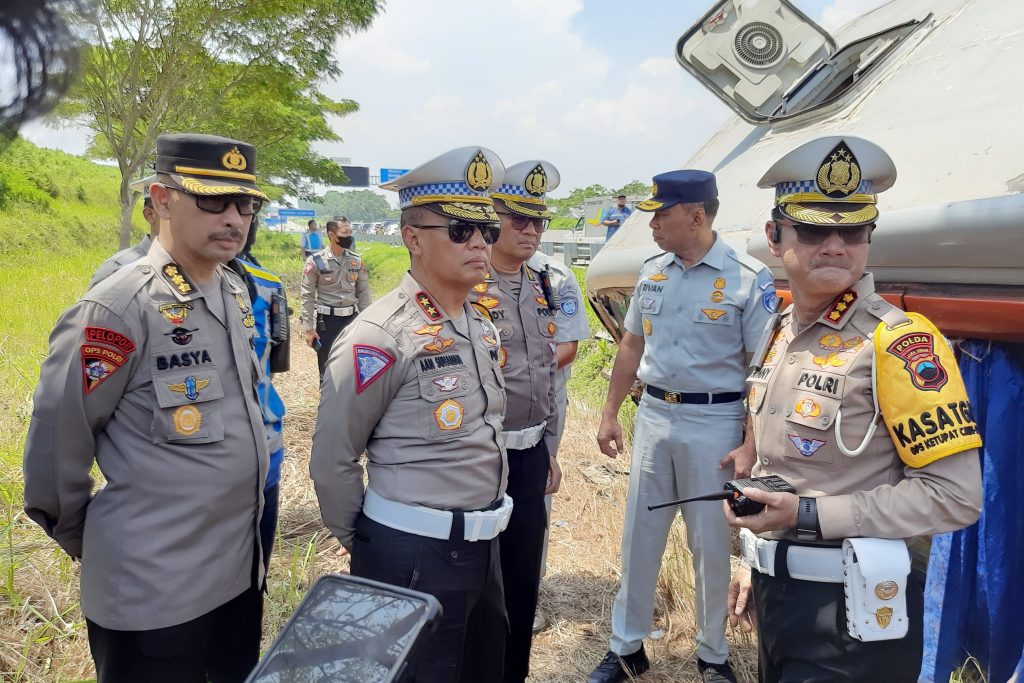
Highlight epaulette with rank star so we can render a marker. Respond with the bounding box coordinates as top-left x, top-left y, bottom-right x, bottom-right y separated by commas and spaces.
161, 263, 196, 295
821, 290, 858, 324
